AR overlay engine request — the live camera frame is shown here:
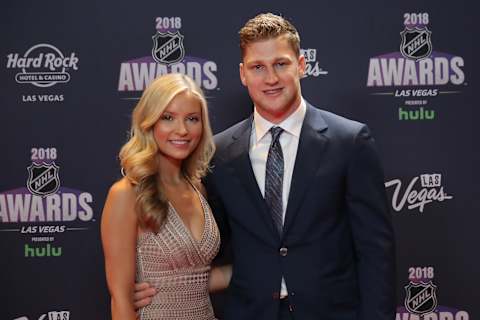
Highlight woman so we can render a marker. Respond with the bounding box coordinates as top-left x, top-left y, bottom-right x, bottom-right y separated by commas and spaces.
101, 73, 230, 320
